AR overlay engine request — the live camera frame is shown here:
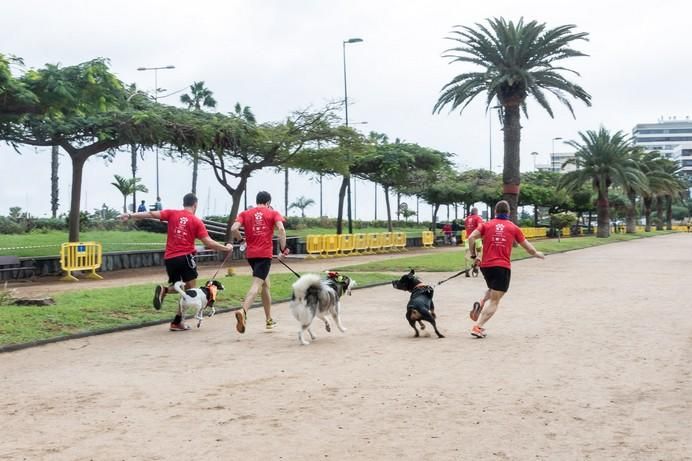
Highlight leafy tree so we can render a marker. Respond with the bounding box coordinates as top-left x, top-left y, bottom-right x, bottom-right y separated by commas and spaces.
519, 171, 569, 225
434, 18, 592, 222
558, 128, 646, 238
550, 212, 577, 241
111, 174, 148, 213
180, 81, 217, 194
288, 196, 315, 218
